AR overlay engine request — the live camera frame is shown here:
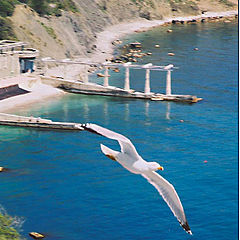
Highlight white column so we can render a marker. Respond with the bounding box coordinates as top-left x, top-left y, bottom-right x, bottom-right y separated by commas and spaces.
143, 63, 152, 94
104, 66, 109, 87
166, 70, 172, 95
124, 66, 130, 91
144, 69, 151, 94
